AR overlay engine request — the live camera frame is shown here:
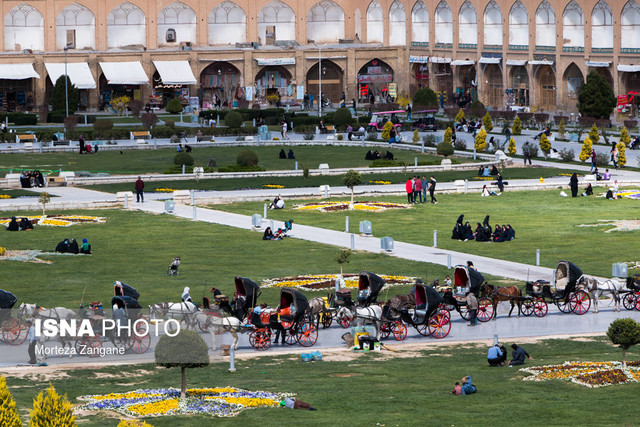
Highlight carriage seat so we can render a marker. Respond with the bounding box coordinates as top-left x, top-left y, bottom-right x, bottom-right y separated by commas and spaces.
415, 304, 428, 317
